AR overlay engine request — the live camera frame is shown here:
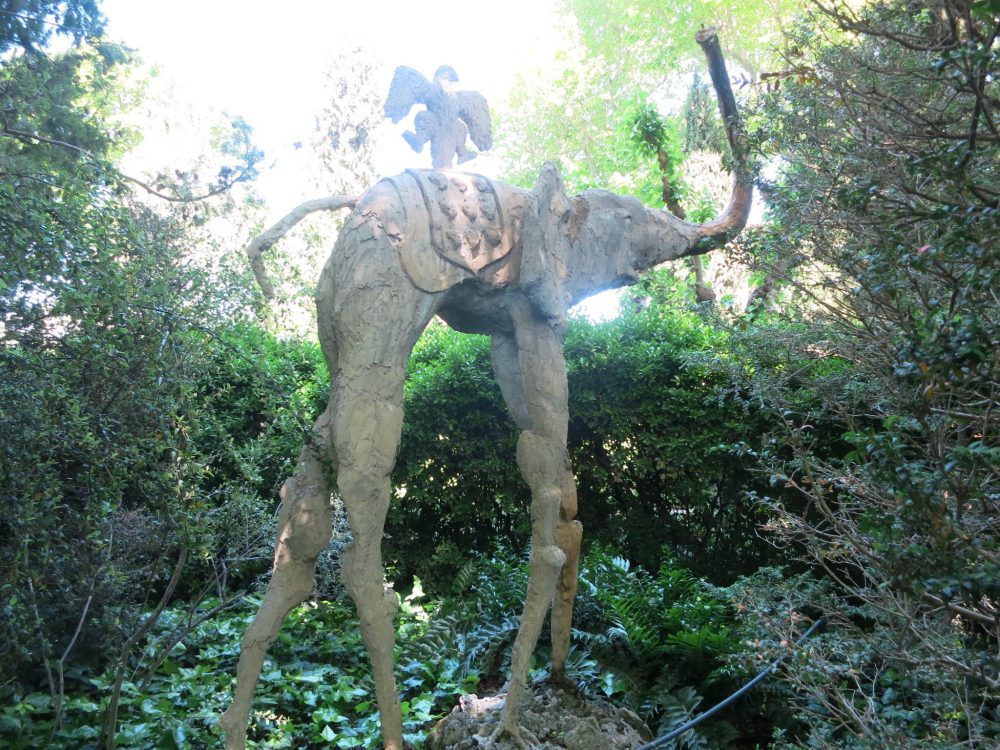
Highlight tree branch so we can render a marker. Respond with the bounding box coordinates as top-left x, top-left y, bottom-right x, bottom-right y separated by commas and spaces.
1, 126, 259, 202
922, 592, 999, 627
102, 545, 189, 750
